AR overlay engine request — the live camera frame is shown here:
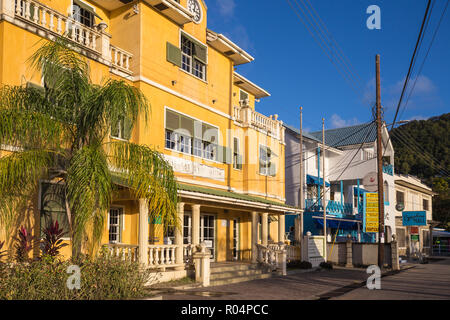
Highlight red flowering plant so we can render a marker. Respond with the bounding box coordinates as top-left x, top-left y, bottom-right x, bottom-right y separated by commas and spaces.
41, 220, 68, 257
14, 226, 34, 262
